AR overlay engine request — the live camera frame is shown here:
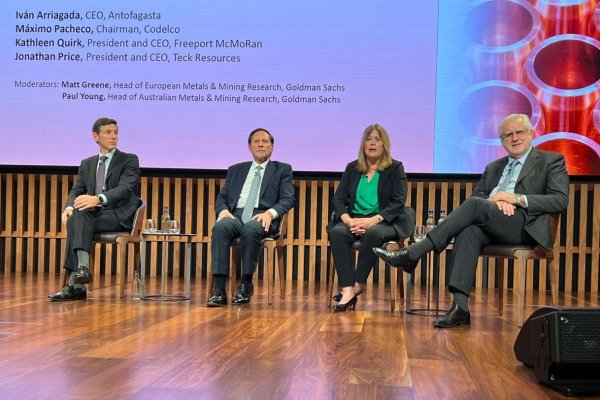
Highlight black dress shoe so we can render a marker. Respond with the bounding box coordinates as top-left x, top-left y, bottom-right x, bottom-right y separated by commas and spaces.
231, 283, 253, 305
332, 295, 357, 312
372, 247, 418, 273
432, 303, 471, 328
207, 288, 227, 307
48, 284, 87, 301
73, 266, 92, 285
